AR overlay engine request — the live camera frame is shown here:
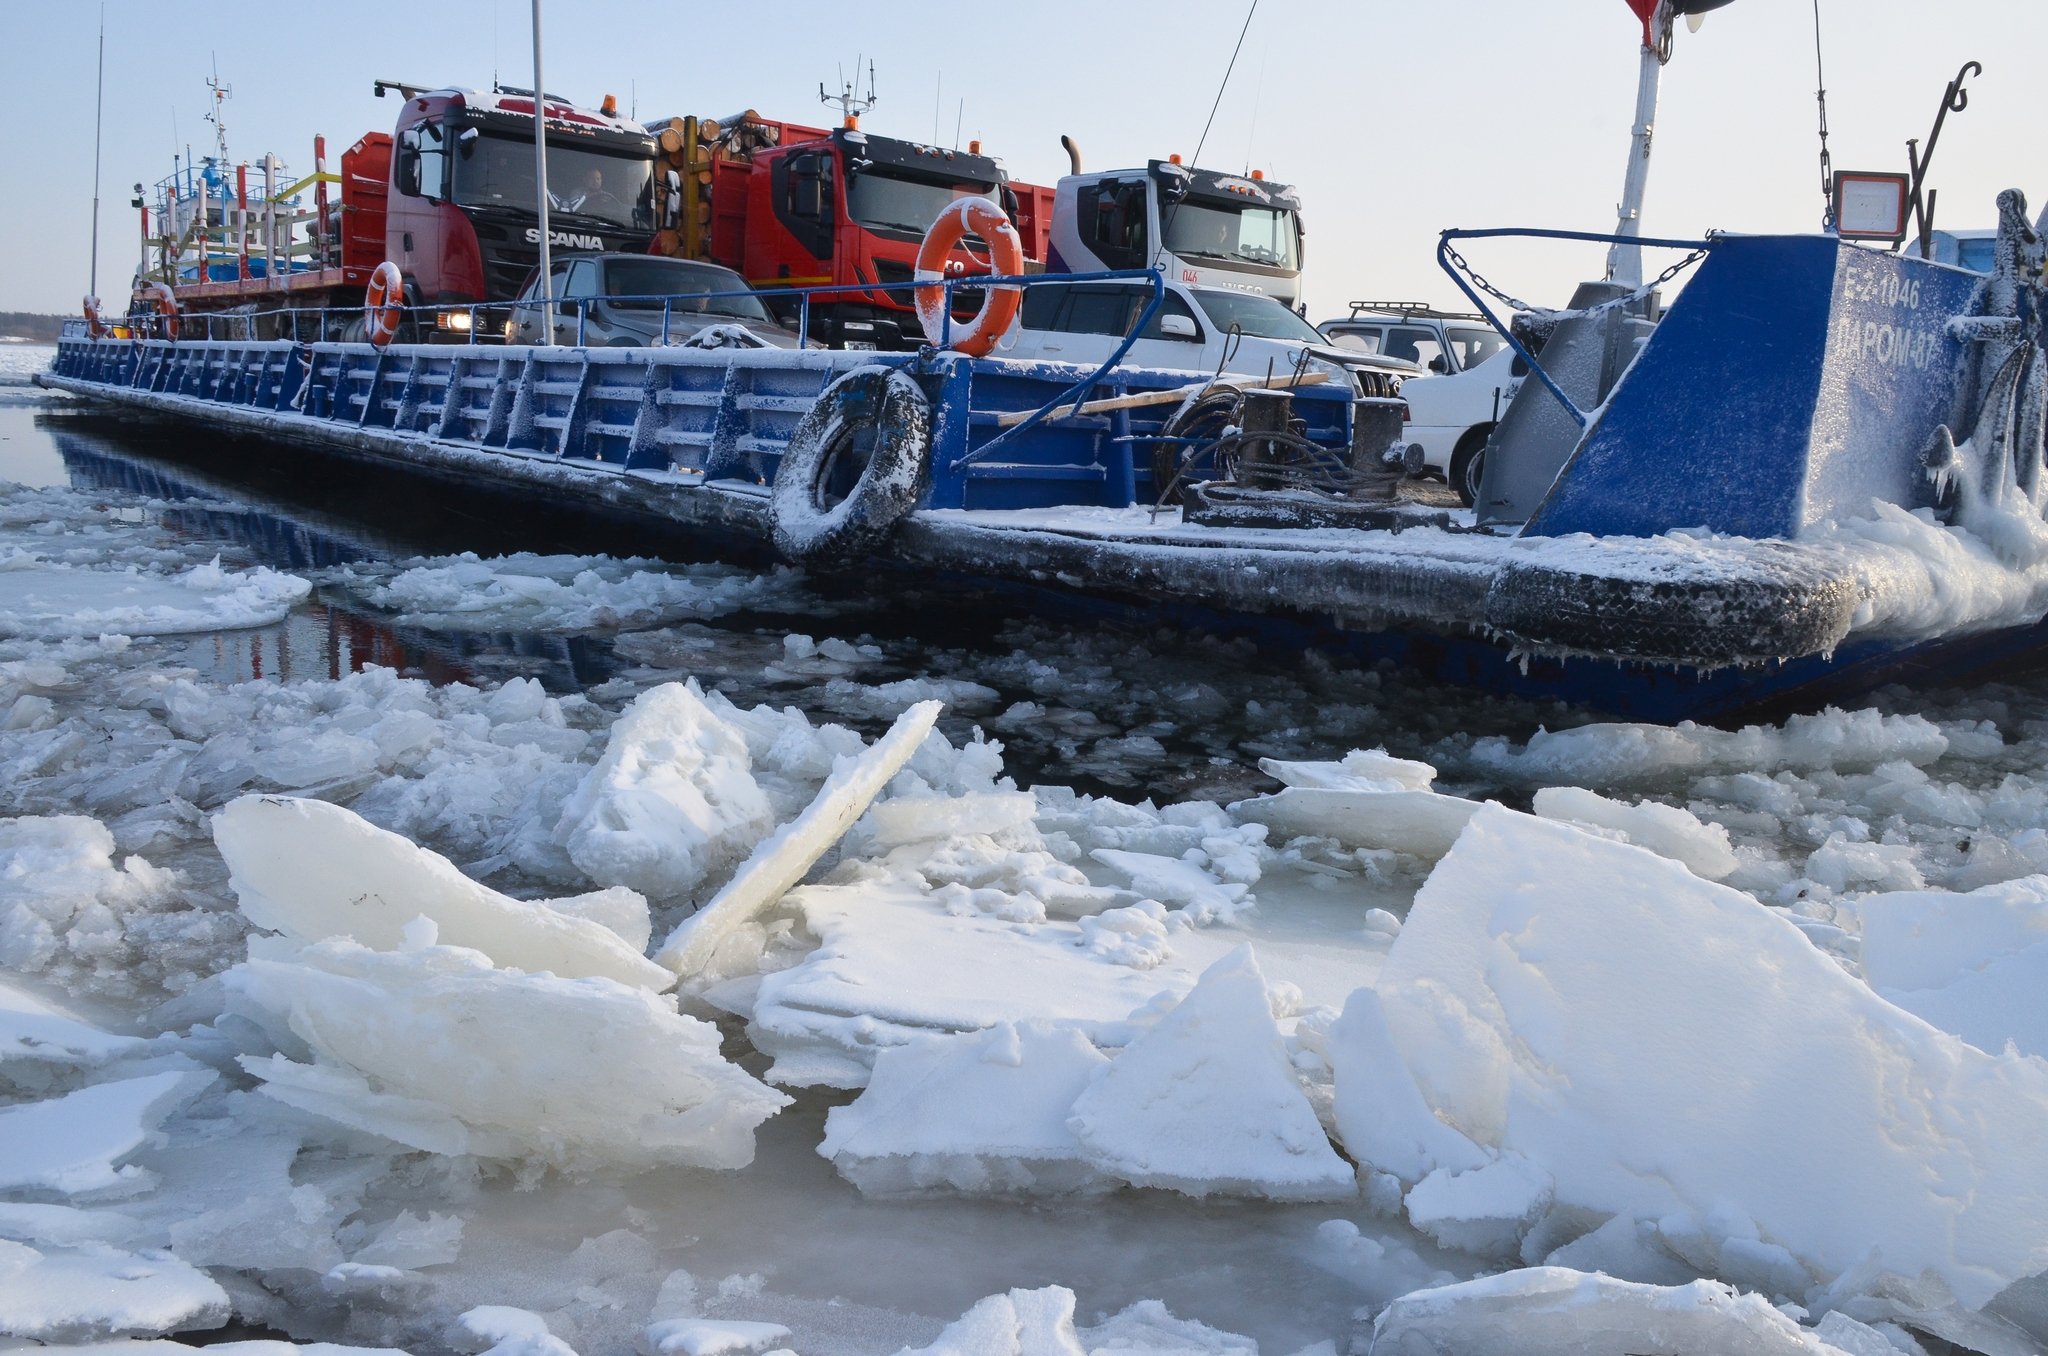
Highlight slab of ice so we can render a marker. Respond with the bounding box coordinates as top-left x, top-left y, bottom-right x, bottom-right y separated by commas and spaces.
646, 1318, 792, 1356
553, 682, 774, 901
1402, 1153, 1553, 1260
0, 1069, 216, 1196
457, 1305, 580, 1356
1327, 985, 1488, 1185
1531, 785, 1739, 880
1088, 848, 1251, 921
1259, 749, 1439, 792
819, 1022, 1114, 1196
40, 1343, 409, 1356
0, 1238, 230, 1343
349, 552, 811, 632
1067, 946, 1354, 1201
214, 796, 673, 991
0, 814, 184, 985
654, 700, 943, 979
0, 1202, 141, 1247
225, 934, 788, 1170
0, 556, 308, 639
1371, 803, 2048, 1308
0, 973, 148, 1069
1859, 876, 2048, 1058
897, 1286, 1256, 1356
1453, 707, 1949, 790
1366, 1267, 1860, 1356
1231, 786, 1480, 860
746, 878, 1202, 1088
